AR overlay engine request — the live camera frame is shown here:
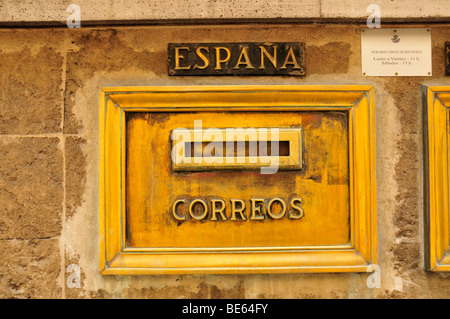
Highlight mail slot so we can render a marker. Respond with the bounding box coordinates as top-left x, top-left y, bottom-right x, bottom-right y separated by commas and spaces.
99, 85, 377, 274
171, 127, 303, 171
